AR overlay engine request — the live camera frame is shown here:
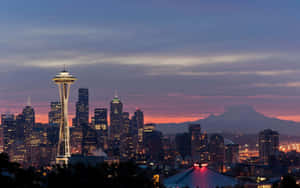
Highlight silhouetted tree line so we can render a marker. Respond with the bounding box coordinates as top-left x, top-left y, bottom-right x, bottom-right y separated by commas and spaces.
0, 153, 41, 188
0, 153, 163, 188
272, 175, 300, 188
